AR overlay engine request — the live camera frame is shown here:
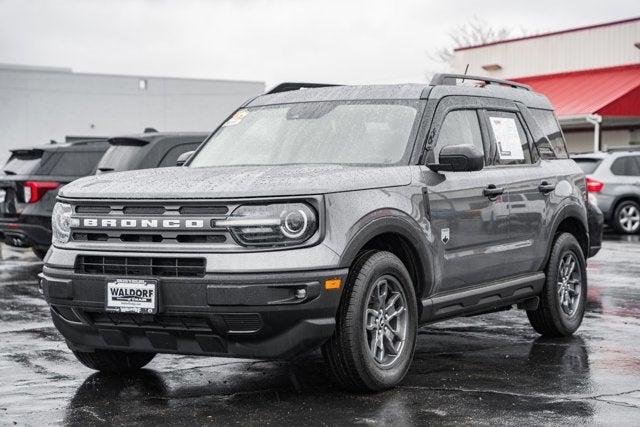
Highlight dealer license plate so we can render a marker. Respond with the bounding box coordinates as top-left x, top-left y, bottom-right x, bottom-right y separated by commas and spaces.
106, 278, 157, 314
